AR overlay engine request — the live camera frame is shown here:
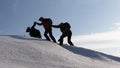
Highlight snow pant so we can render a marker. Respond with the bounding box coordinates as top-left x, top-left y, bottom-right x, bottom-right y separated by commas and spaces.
44, 29, 56, 43
58, 30, 74, 46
